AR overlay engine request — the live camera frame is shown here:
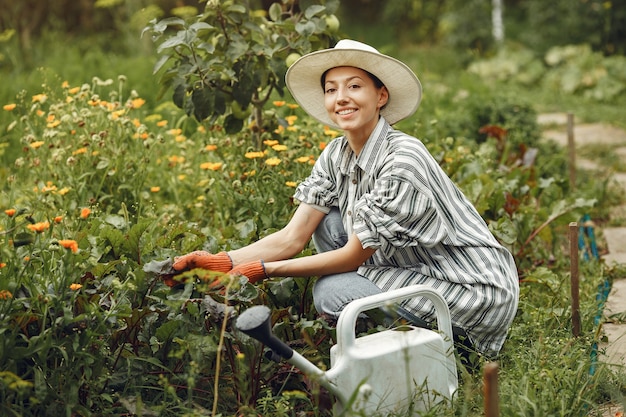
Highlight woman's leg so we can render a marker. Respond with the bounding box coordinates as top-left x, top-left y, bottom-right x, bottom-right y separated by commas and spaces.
312, 207, 383, 318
